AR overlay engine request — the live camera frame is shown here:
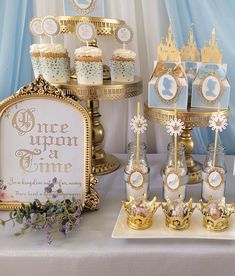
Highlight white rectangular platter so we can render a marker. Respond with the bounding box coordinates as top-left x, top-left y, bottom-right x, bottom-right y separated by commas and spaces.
112, 205, 235, 240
